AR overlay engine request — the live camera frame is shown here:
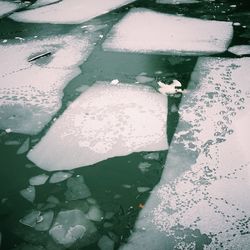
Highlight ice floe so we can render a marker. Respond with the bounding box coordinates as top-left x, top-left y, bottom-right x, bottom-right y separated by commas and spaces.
156, 0, 199, 4
122, 57, 250, 249
0, 1, 21, 18
49, 209, 97, 247
49, 172, 72, 183
17, 138, 30, 154
20, 210, 54, 231
228, 45, 250, 56
20, 186, 35, 203
103, 8, 233, 55
0, 30, 99, 135
143, 152, 160, 160
98, 235, 115, 250
27, 82, 168, 171
86, 206, 104, 222
29, 174, 49, 186
65, 176, 91, 200
10, 0, 135, 24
